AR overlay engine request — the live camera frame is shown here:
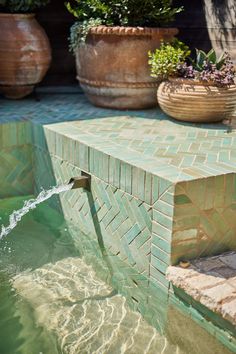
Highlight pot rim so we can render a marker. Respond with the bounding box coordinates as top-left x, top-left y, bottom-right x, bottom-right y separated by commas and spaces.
167, 77, 236, 88
89, 25, 178, 37
0, 13, 35, 18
